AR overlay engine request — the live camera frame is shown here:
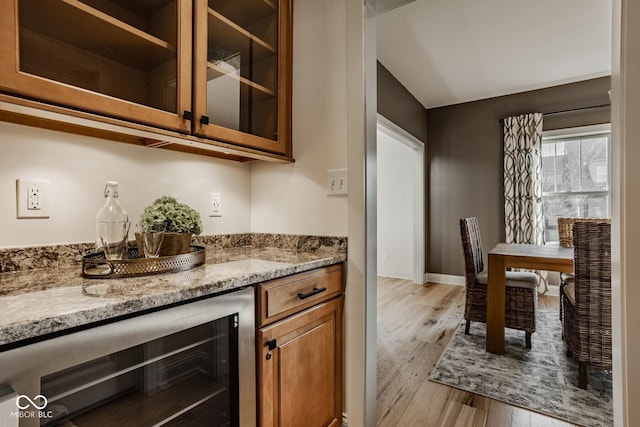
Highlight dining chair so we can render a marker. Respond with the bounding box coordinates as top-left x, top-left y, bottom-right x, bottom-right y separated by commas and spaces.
557, 217, 611, 321
459, 217, 539, 348
561, 221, 612, 389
